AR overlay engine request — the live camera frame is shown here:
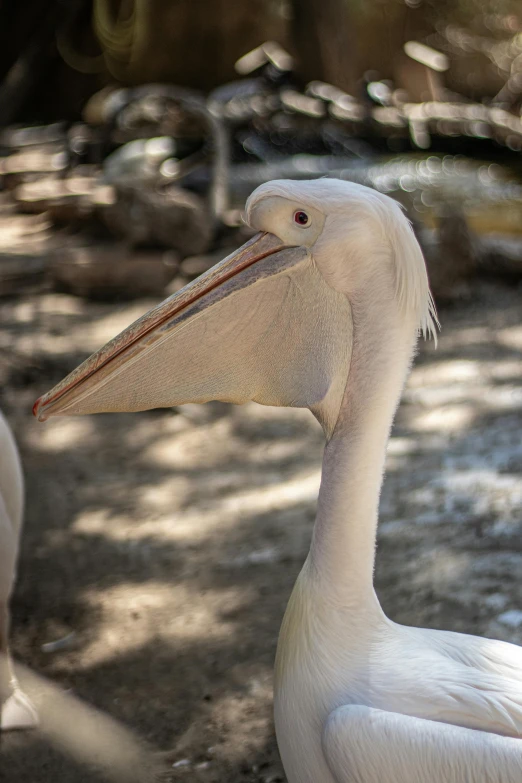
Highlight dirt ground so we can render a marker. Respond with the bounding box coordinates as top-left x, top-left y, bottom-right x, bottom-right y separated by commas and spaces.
0, 271, 521, 782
